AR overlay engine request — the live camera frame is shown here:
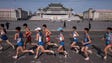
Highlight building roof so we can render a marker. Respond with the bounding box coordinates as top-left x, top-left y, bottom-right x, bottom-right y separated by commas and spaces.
39, 3, 73, 11
95, 9, 112, 13
0, 9, 15, 11
48, 3, 63, 7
